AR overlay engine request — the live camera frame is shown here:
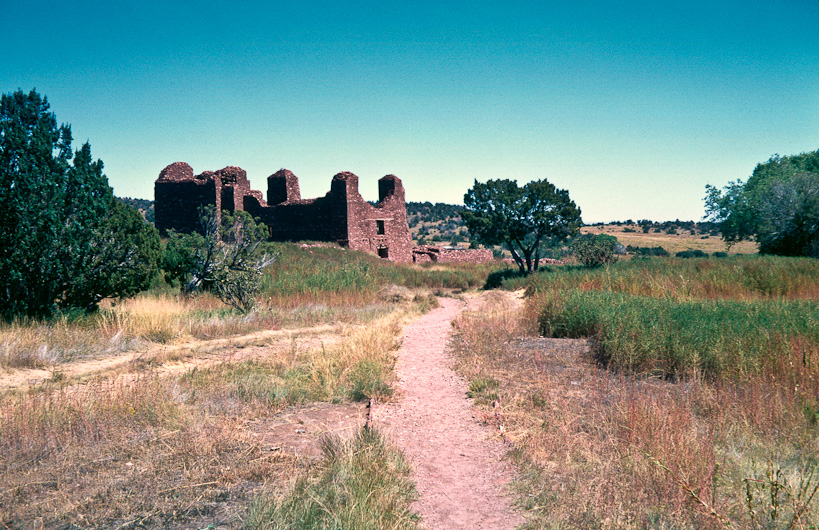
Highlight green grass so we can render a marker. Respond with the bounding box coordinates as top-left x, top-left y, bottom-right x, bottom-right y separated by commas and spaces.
536, 289, 819, 379
261, 243, 497, 305
246, 428, 419, 530
525, 255, 819, 301
527, 255, 819, 400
